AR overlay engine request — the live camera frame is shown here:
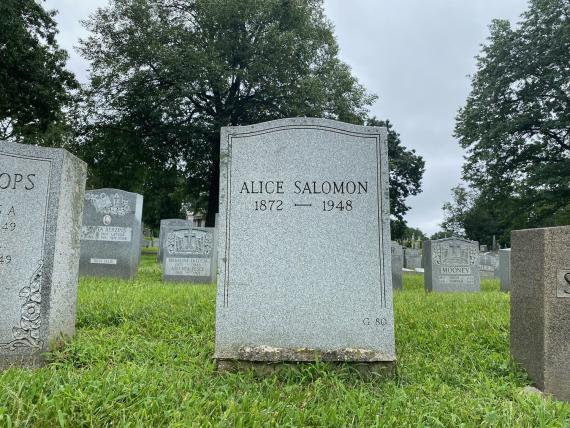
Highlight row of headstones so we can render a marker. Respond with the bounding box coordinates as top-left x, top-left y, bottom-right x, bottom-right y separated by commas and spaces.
1, 118, 567, 402
78, 188, 217, 283
392, 240, 511, 292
